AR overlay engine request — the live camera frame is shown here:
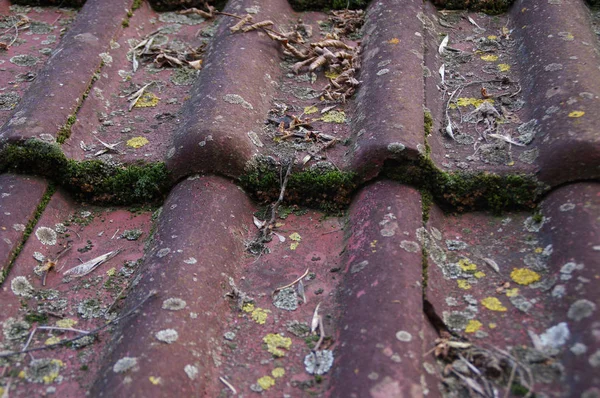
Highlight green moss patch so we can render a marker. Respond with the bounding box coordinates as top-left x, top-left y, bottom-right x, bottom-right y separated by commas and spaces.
435, 0, 515, 14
